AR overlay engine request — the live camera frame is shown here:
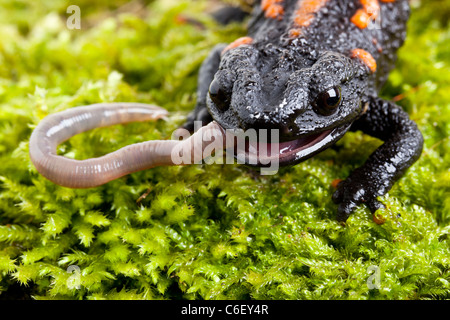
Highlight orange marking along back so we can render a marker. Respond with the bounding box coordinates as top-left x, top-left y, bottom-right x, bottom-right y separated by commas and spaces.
262, 0, 285, 20
351, 48, 377, 73
351, 0, 381, 29
290, 0, 329, 37
222, 37, 254, 54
